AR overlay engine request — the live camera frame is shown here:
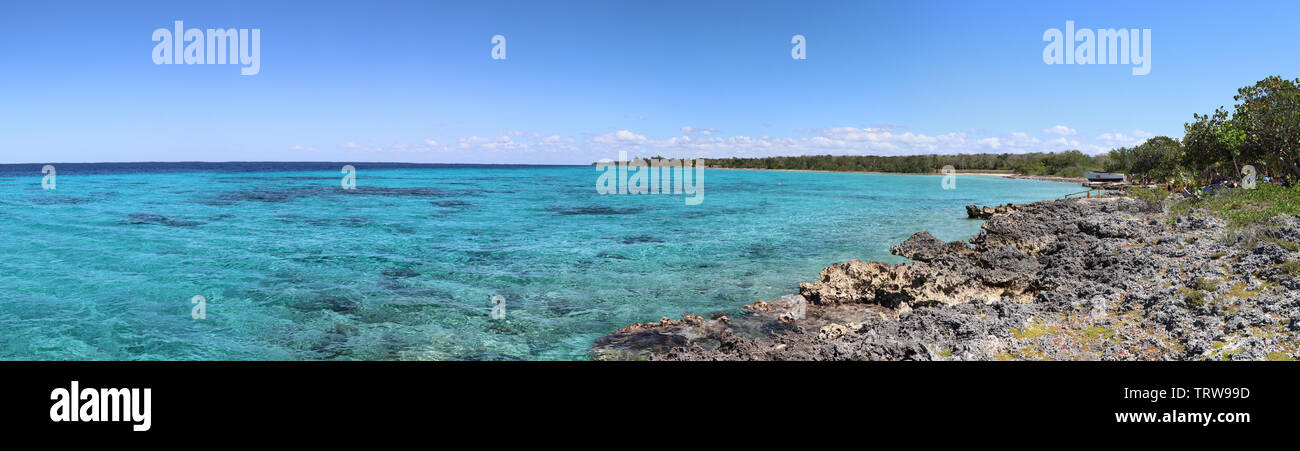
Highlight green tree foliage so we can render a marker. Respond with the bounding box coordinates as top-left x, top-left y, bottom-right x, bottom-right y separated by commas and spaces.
1180, 76, 1300, 184
700, 152, 1106, 177
1104, 145, 1136, 173
1182, 110, 1233, 178
1230, 76, 1300, 181
1118, 136, 1184, 184
1039, 150, 1094, 177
